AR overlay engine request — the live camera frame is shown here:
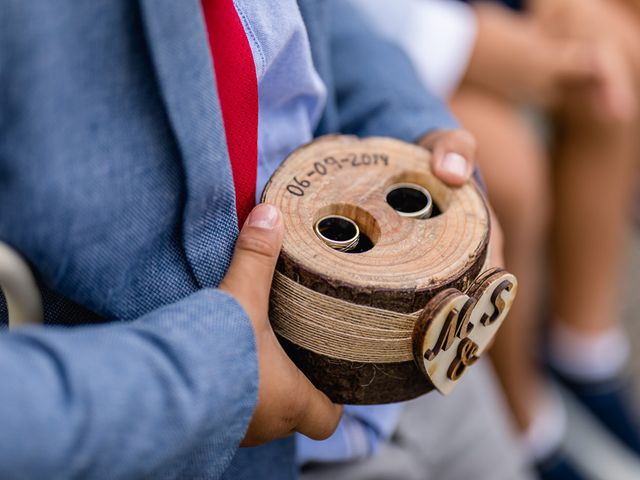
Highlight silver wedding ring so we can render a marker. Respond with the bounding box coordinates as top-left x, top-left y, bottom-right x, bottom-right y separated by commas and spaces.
314, 215, 360, 252
385, 183, 433, 219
